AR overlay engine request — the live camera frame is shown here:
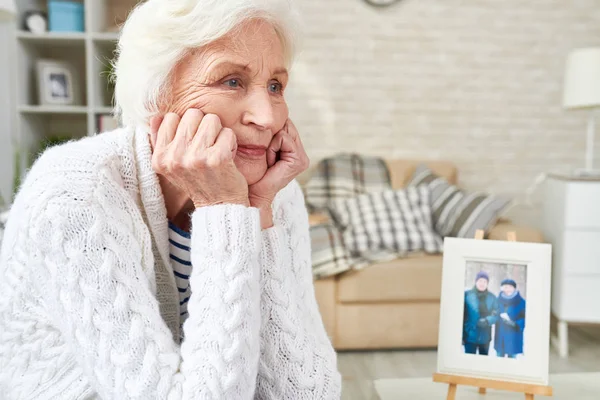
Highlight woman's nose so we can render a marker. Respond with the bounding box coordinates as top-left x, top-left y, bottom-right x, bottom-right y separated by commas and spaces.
241, 88, 276, 132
